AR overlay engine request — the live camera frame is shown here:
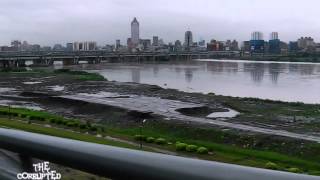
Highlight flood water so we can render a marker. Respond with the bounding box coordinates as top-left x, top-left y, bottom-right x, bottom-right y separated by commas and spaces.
79, 59, 320, 104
